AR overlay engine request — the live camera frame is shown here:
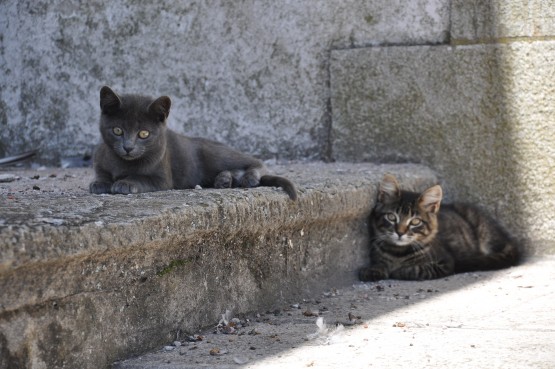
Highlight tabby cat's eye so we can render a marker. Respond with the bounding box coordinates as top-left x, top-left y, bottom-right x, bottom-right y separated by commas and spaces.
385, 213, 397, 222
112, 127, 123, 136
410, 218, 422, 226
138, 130, 150, 139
